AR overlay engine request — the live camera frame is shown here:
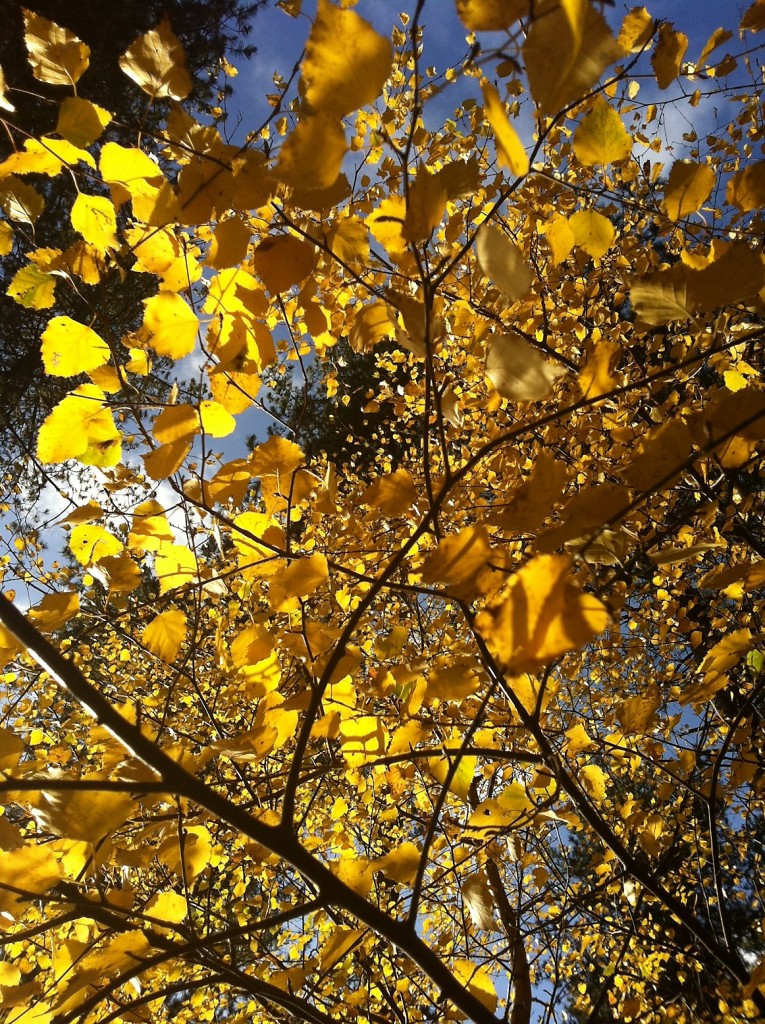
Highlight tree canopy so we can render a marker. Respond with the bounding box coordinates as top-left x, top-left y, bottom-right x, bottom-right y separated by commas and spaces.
0, 3, 764, 1024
